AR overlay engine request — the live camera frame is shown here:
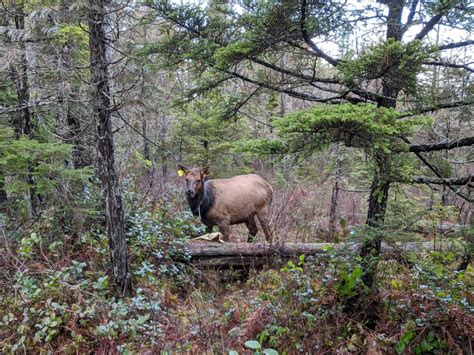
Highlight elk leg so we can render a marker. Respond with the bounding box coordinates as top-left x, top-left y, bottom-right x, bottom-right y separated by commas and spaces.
217, 220, 232, 242
256, 207, 272, 242
204, 222, 213, 234
245, 214, 258, 242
